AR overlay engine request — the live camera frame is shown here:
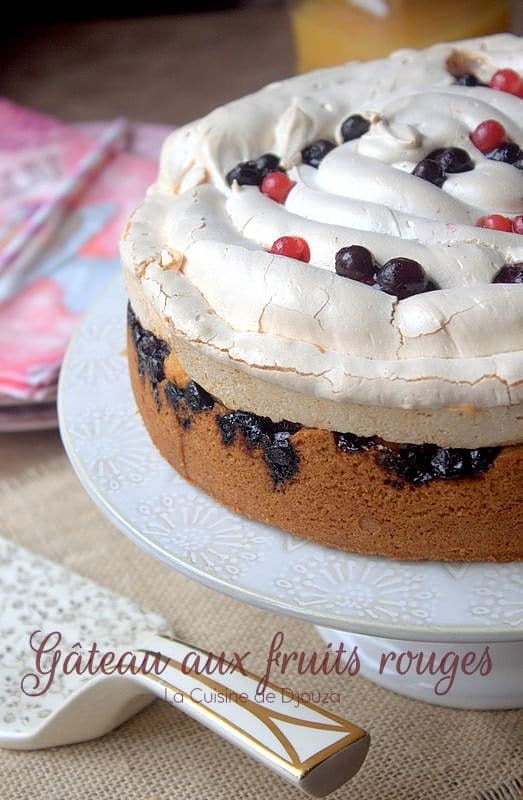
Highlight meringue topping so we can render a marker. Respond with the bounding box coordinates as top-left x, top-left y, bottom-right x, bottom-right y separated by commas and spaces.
121, 34, 523, 446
